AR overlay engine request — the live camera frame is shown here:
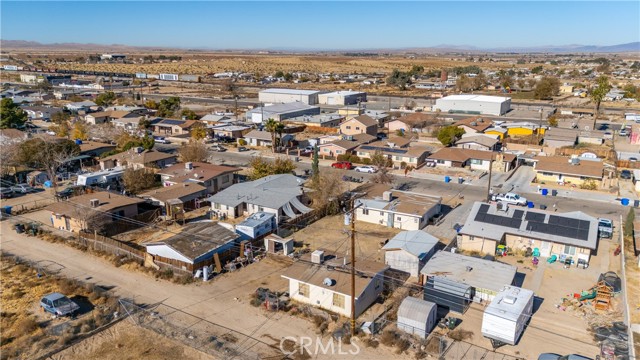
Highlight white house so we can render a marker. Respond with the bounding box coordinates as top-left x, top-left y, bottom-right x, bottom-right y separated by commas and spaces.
382, 230, 439, 277
355, 185, 441, 231
281, 252, 388, 317
481, 286, 534, 345
397, 297, 438, 339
